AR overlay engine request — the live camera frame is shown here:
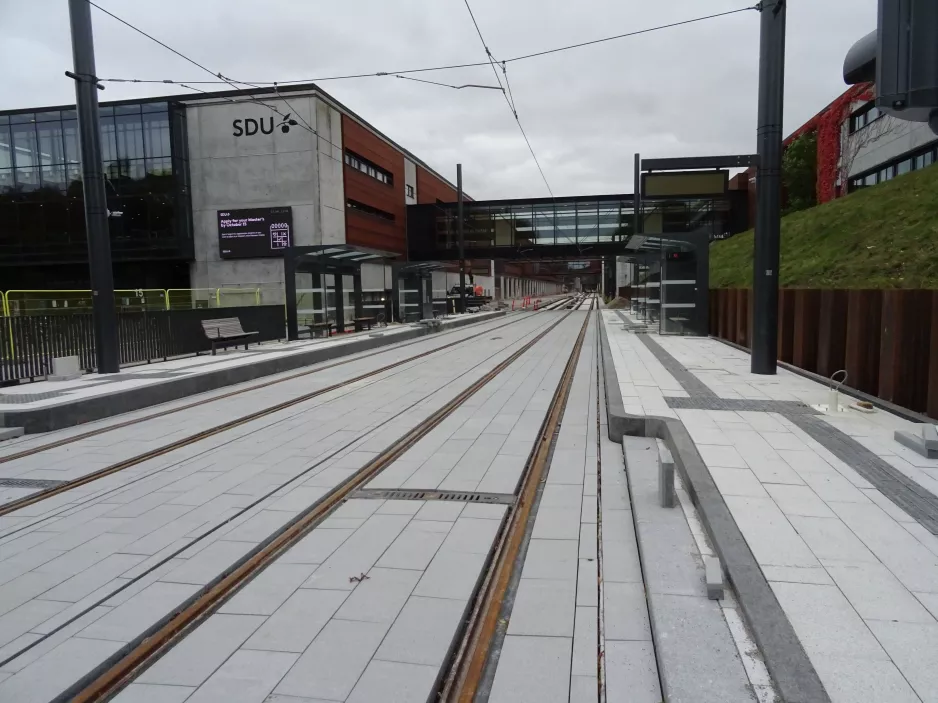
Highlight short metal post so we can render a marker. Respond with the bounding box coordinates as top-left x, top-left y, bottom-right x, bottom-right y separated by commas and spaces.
457, 164, 466, 314
284, 250, 298, 341
658, 443, 675, 508
334, 273, 345, 333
